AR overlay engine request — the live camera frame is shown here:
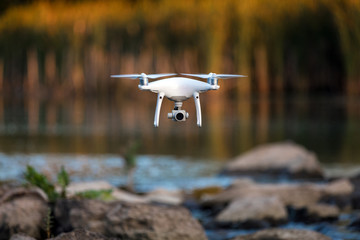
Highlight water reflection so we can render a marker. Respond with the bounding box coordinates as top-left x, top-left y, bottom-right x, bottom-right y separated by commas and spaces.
0, 94, 359, 164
